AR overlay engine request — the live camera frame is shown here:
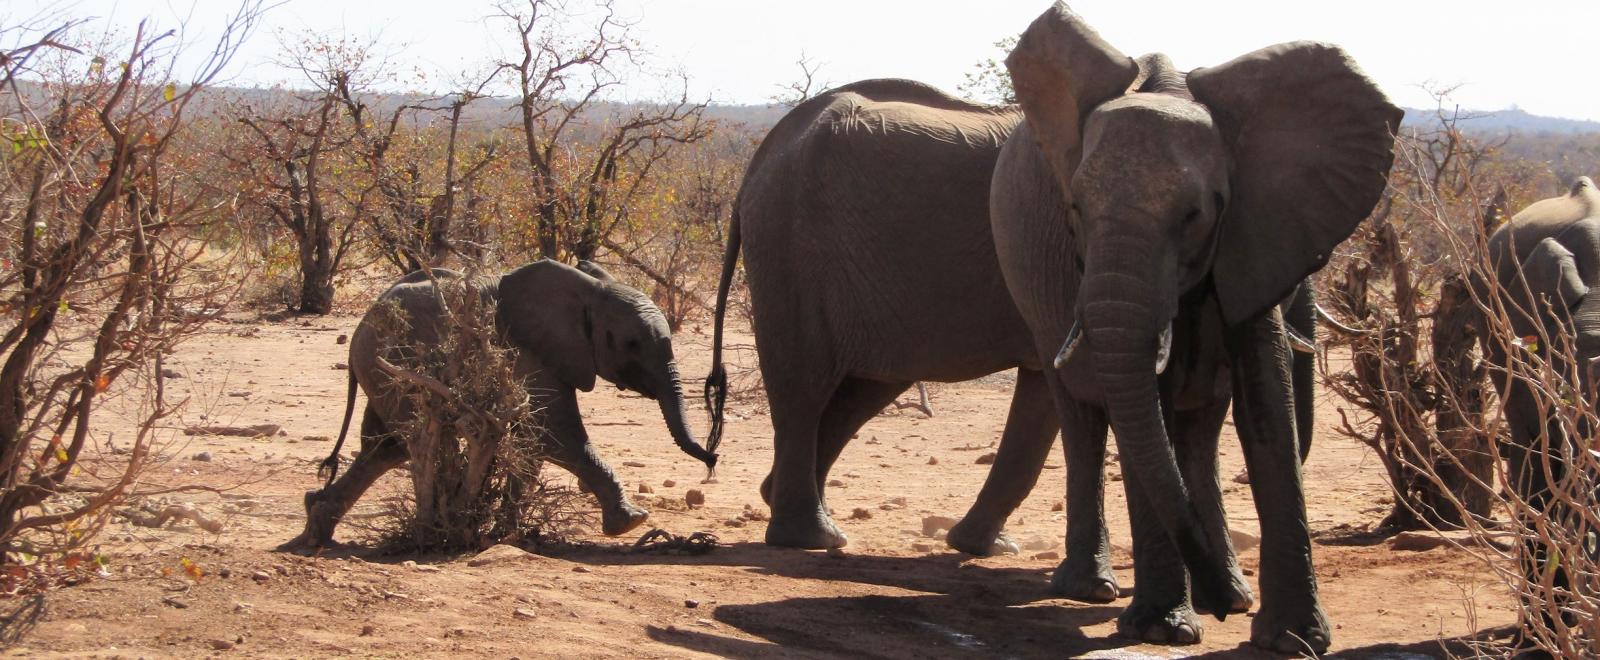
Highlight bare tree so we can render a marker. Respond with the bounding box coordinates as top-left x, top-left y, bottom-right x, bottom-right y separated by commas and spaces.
328, 49, 504, 273
496, 0, 711, 263
228, 60, 358, 314
0, 4, 264, 567
1320, 92, 1550, 531
770, 51, 828, 108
